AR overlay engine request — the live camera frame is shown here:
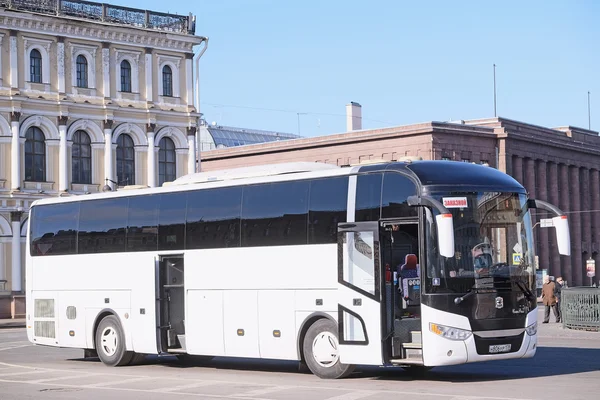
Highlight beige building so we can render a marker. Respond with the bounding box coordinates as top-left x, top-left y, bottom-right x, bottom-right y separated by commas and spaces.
199, 105, 600, 288
0, 1, 206, 317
